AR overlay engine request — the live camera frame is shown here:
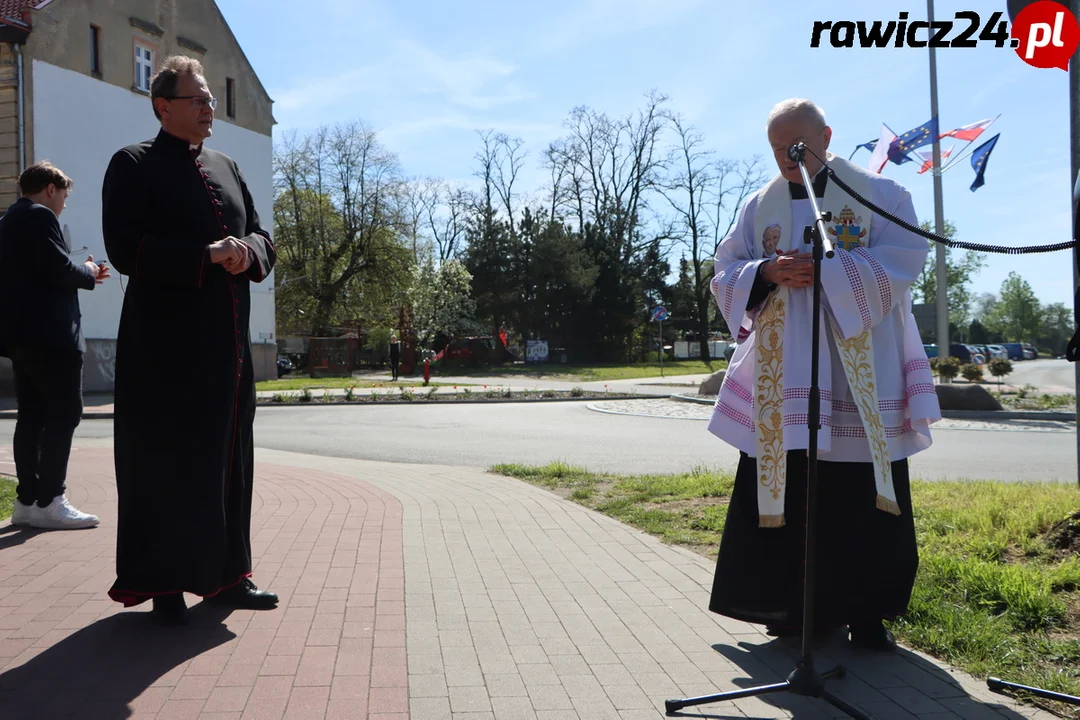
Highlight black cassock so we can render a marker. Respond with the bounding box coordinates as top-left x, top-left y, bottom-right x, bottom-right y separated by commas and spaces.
102, 129, 276, 606
709, 452, 919, 630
